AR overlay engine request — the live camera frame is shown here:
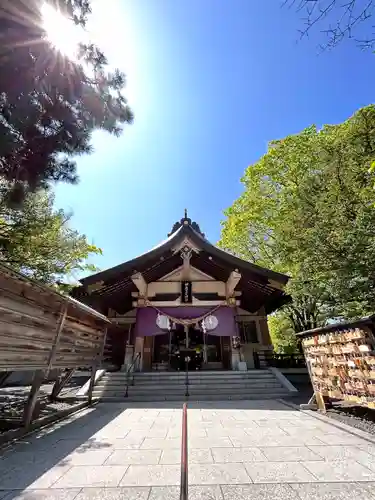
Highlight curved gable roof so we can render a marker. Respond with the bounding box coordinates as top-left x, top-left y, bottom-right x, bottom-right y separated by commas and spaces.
80, 222, 289, 286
